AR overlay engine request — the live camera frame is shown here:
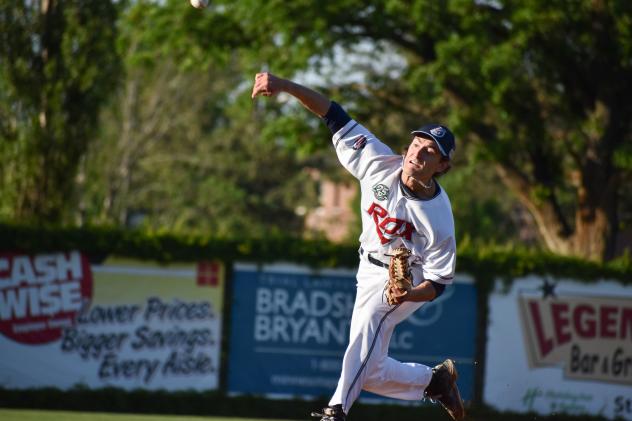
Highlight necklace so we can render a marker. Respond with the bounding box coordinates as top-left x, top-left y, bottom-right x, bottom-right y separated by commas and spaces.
416, 177, 434, 190
404, 174, 435, 194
